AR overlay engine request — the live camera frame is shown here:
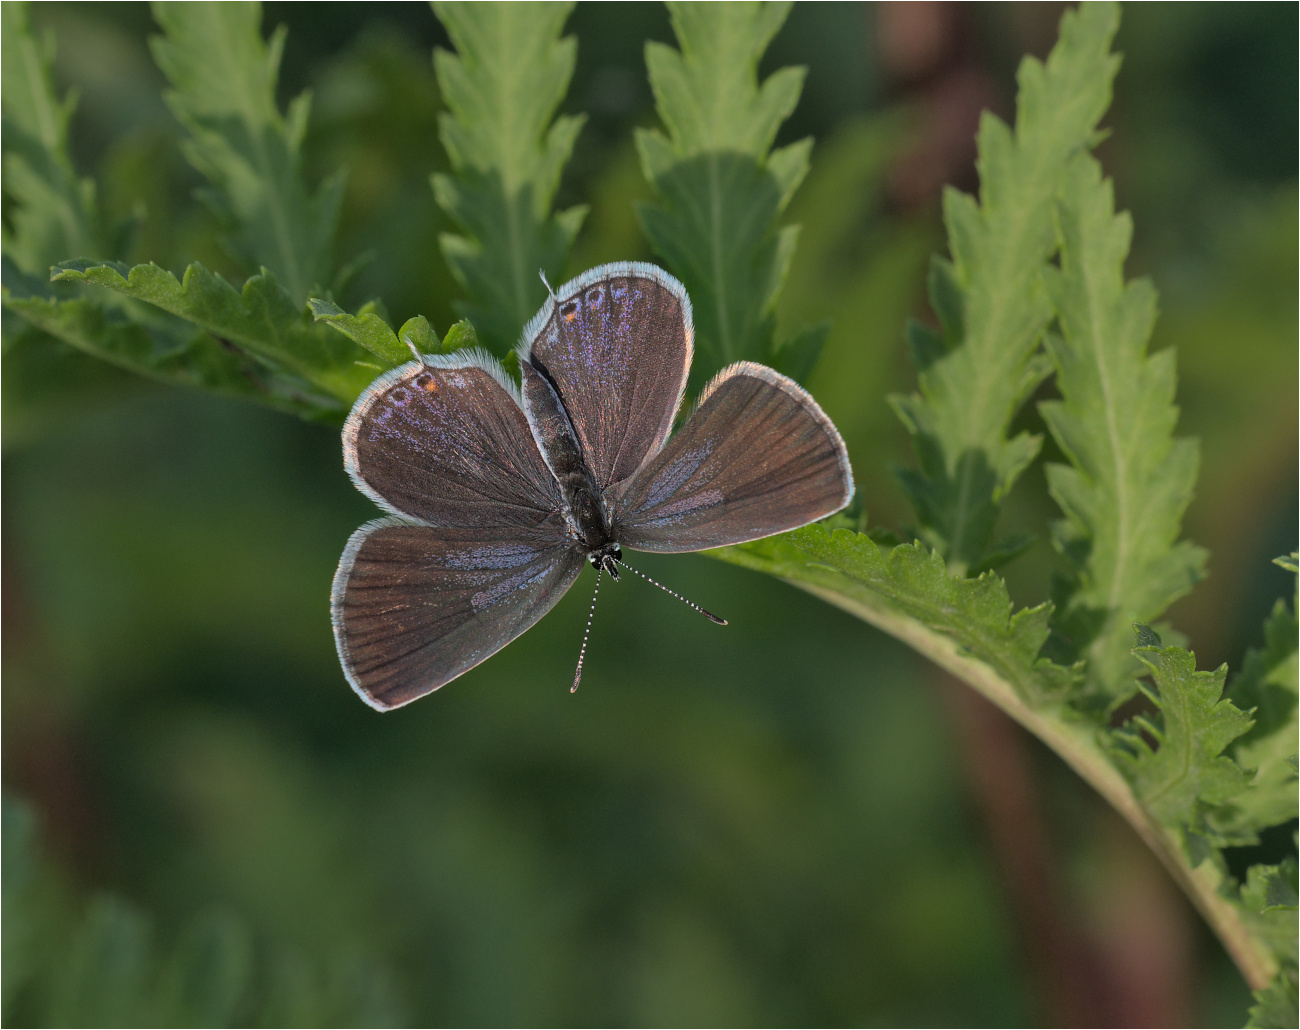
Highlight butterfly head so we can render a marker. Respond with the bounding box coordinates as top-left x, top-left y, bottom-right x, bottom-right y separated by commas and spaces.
587, 542, 621, 580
